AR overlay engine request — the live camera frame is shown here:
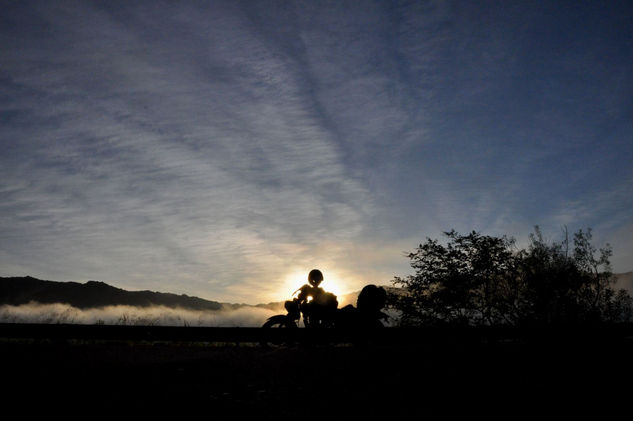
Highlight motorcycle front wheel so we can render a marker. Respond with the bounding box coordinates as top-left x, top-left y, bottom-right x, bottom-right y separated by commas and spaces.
261, 315, 297, 347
